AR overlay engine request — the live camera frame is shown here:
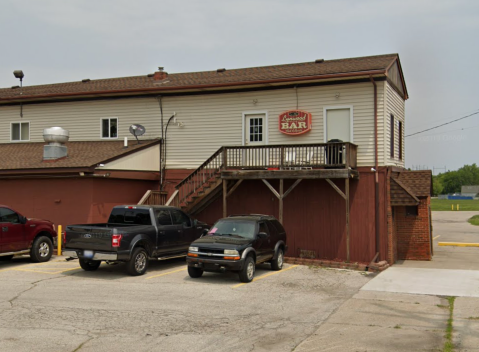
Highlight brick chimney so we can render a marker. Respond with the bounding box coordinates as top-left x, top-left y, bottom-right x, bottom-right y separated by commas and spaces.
153, 67, 168, 80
